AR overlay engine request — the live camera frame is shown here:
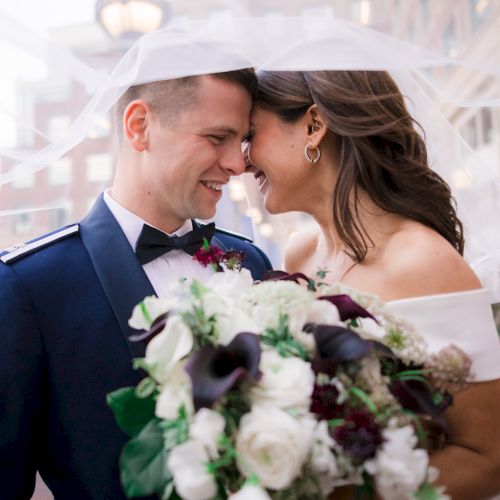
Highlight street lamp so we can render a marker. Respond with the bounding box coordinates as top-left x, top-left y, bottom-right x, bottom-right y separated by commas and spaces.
96, 0, 171, 39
